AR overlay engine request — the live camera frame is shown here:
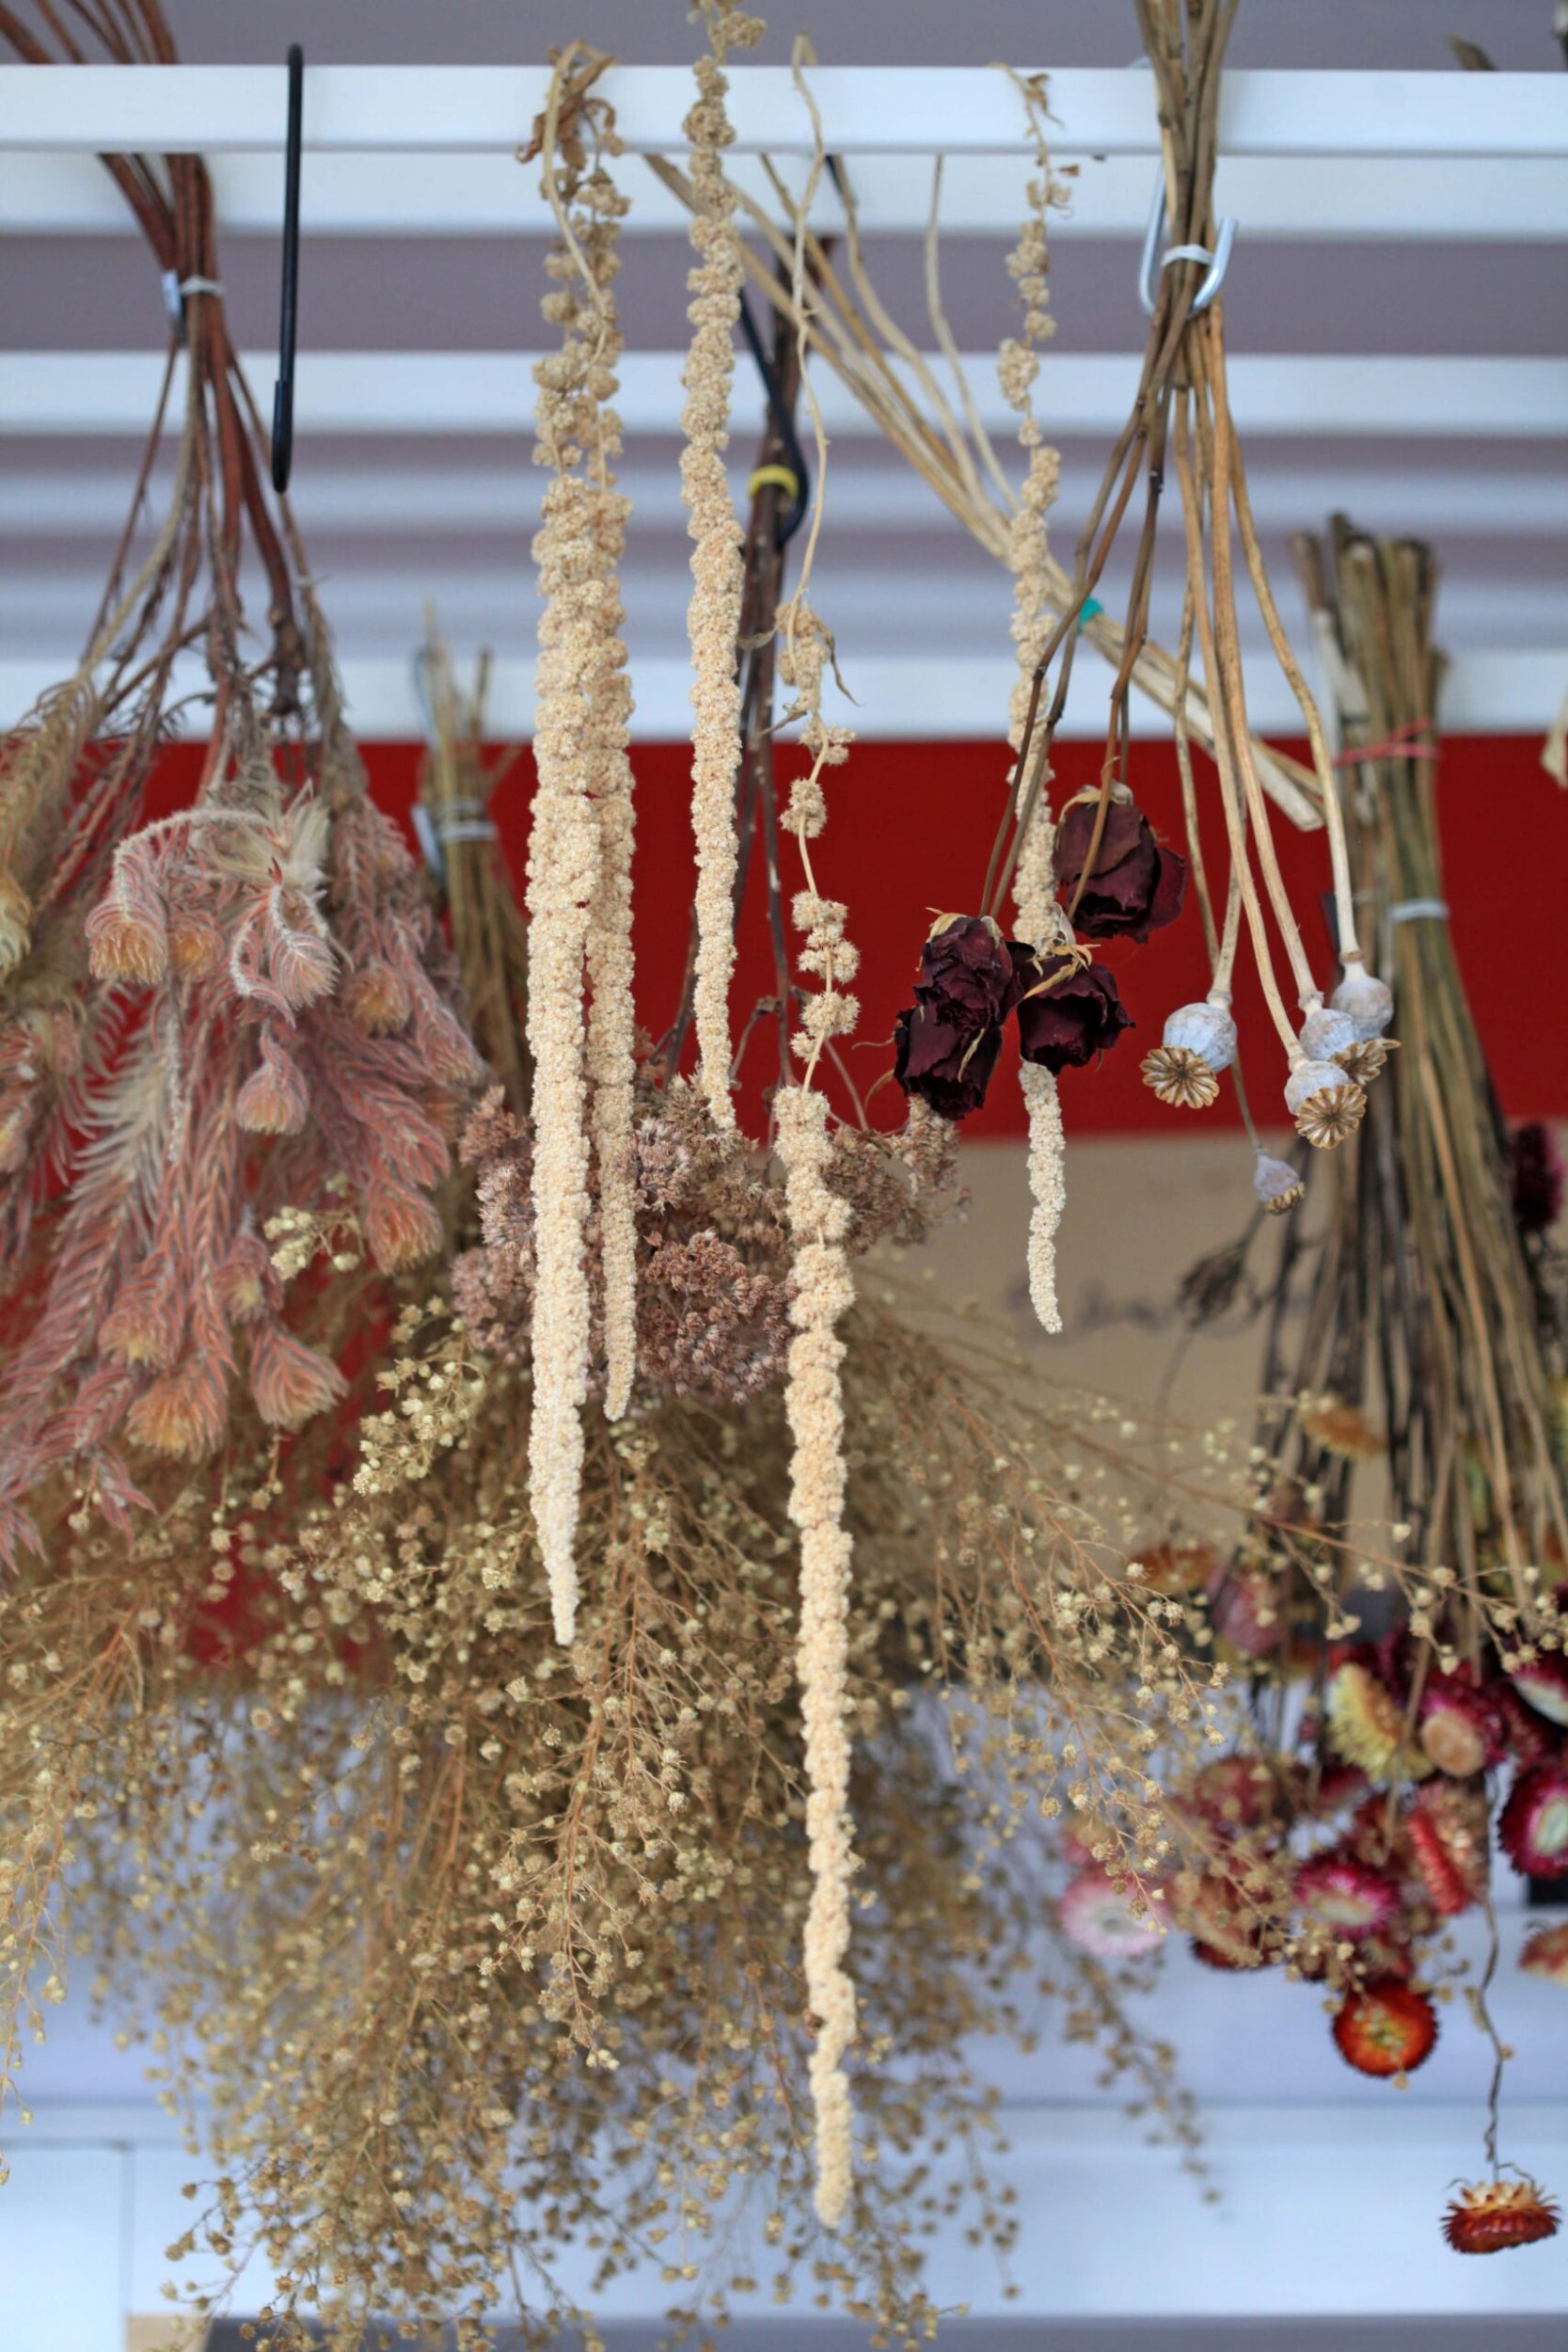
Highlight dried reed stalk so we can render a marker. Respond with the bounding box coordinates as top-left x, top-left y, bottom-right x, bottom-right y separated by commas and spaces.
415, 631, 531, 1112
1267, 519, 1568, 1615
